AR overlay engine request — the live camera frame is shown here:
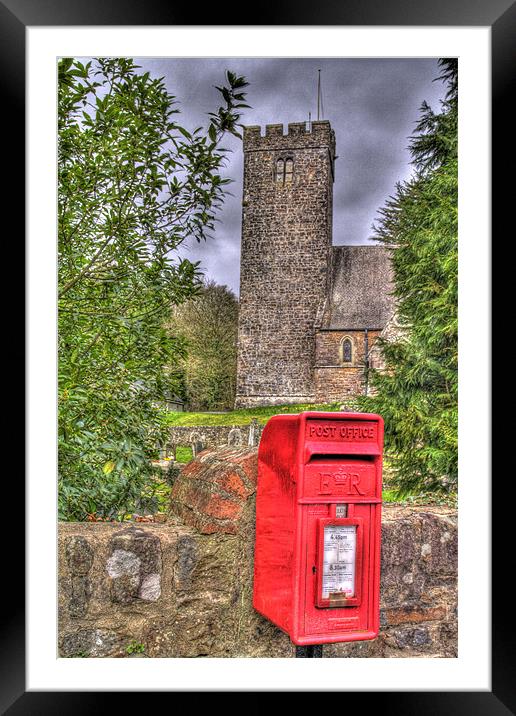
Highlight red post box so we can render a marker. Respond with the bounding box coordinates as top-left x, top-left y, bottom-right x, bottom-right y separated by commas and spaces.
253, 411, 383, 646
